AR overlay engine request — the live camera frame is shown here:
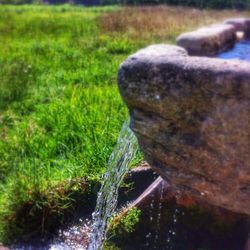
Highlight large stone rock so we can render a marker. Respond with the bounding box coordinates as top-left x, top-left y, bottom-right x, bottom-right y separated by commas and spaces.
224, 18, 250, 39
176, 24, 236, 56
118, 44, 250, 216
